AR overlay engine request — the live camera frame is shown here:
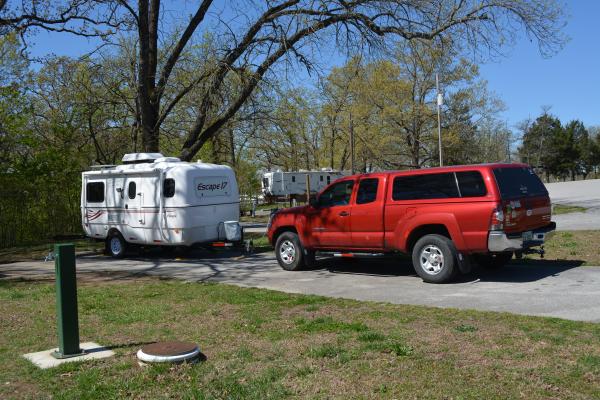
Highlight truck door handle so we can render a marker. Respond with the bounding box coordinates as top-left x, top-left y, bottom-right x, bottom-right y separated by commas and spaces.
339, 211, 349, 217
